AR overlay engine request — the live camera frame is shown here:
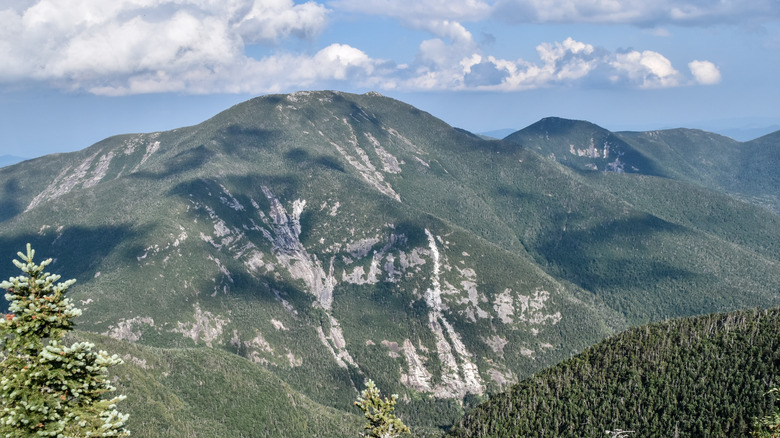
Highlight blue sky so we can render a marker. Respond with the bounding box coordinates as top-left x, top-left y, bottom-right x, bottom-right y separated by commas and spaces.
1, 0, 779, 158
